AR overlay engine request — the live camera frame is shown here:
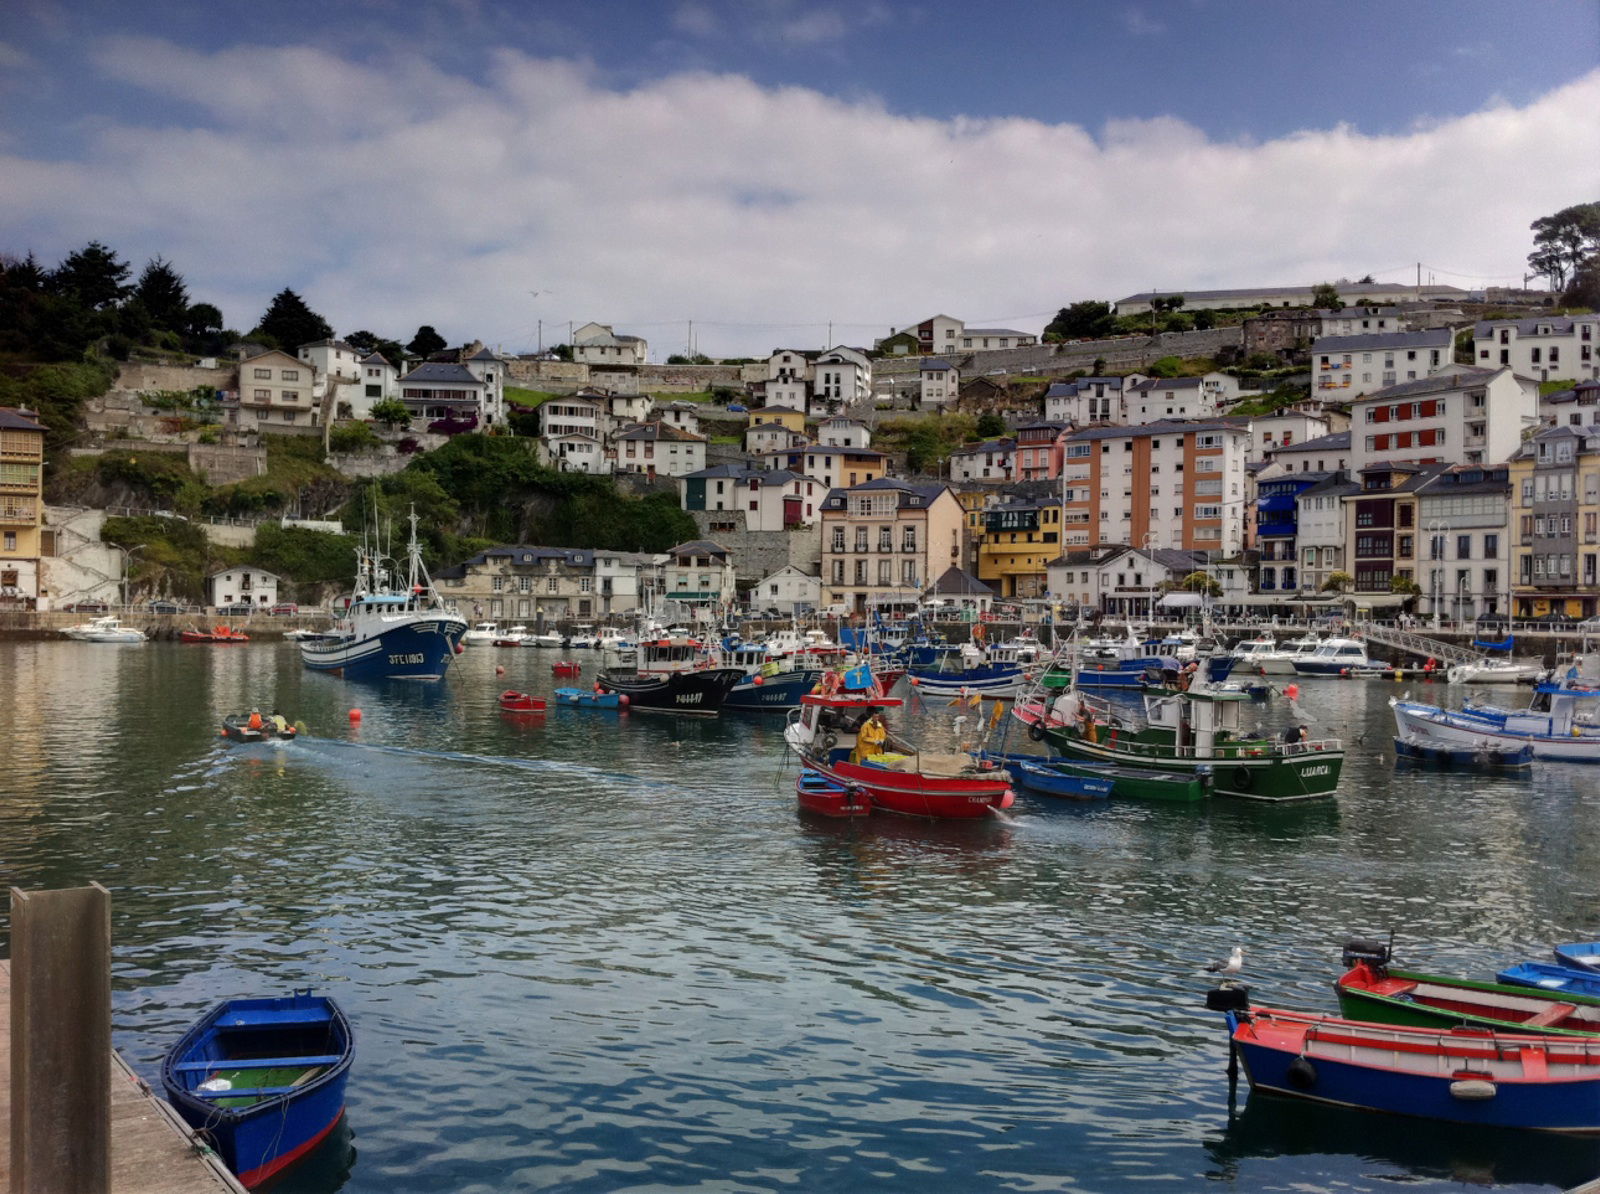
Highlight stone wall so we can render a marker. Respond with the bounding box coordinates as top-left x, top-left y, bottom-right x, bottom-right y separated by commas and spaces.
328, 449, 413, 478
113, 361, 236, 395
504, 358, 765, 396
870, 326, 1244, 383
188, 443, 266, 485
685, 518, 822, 584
